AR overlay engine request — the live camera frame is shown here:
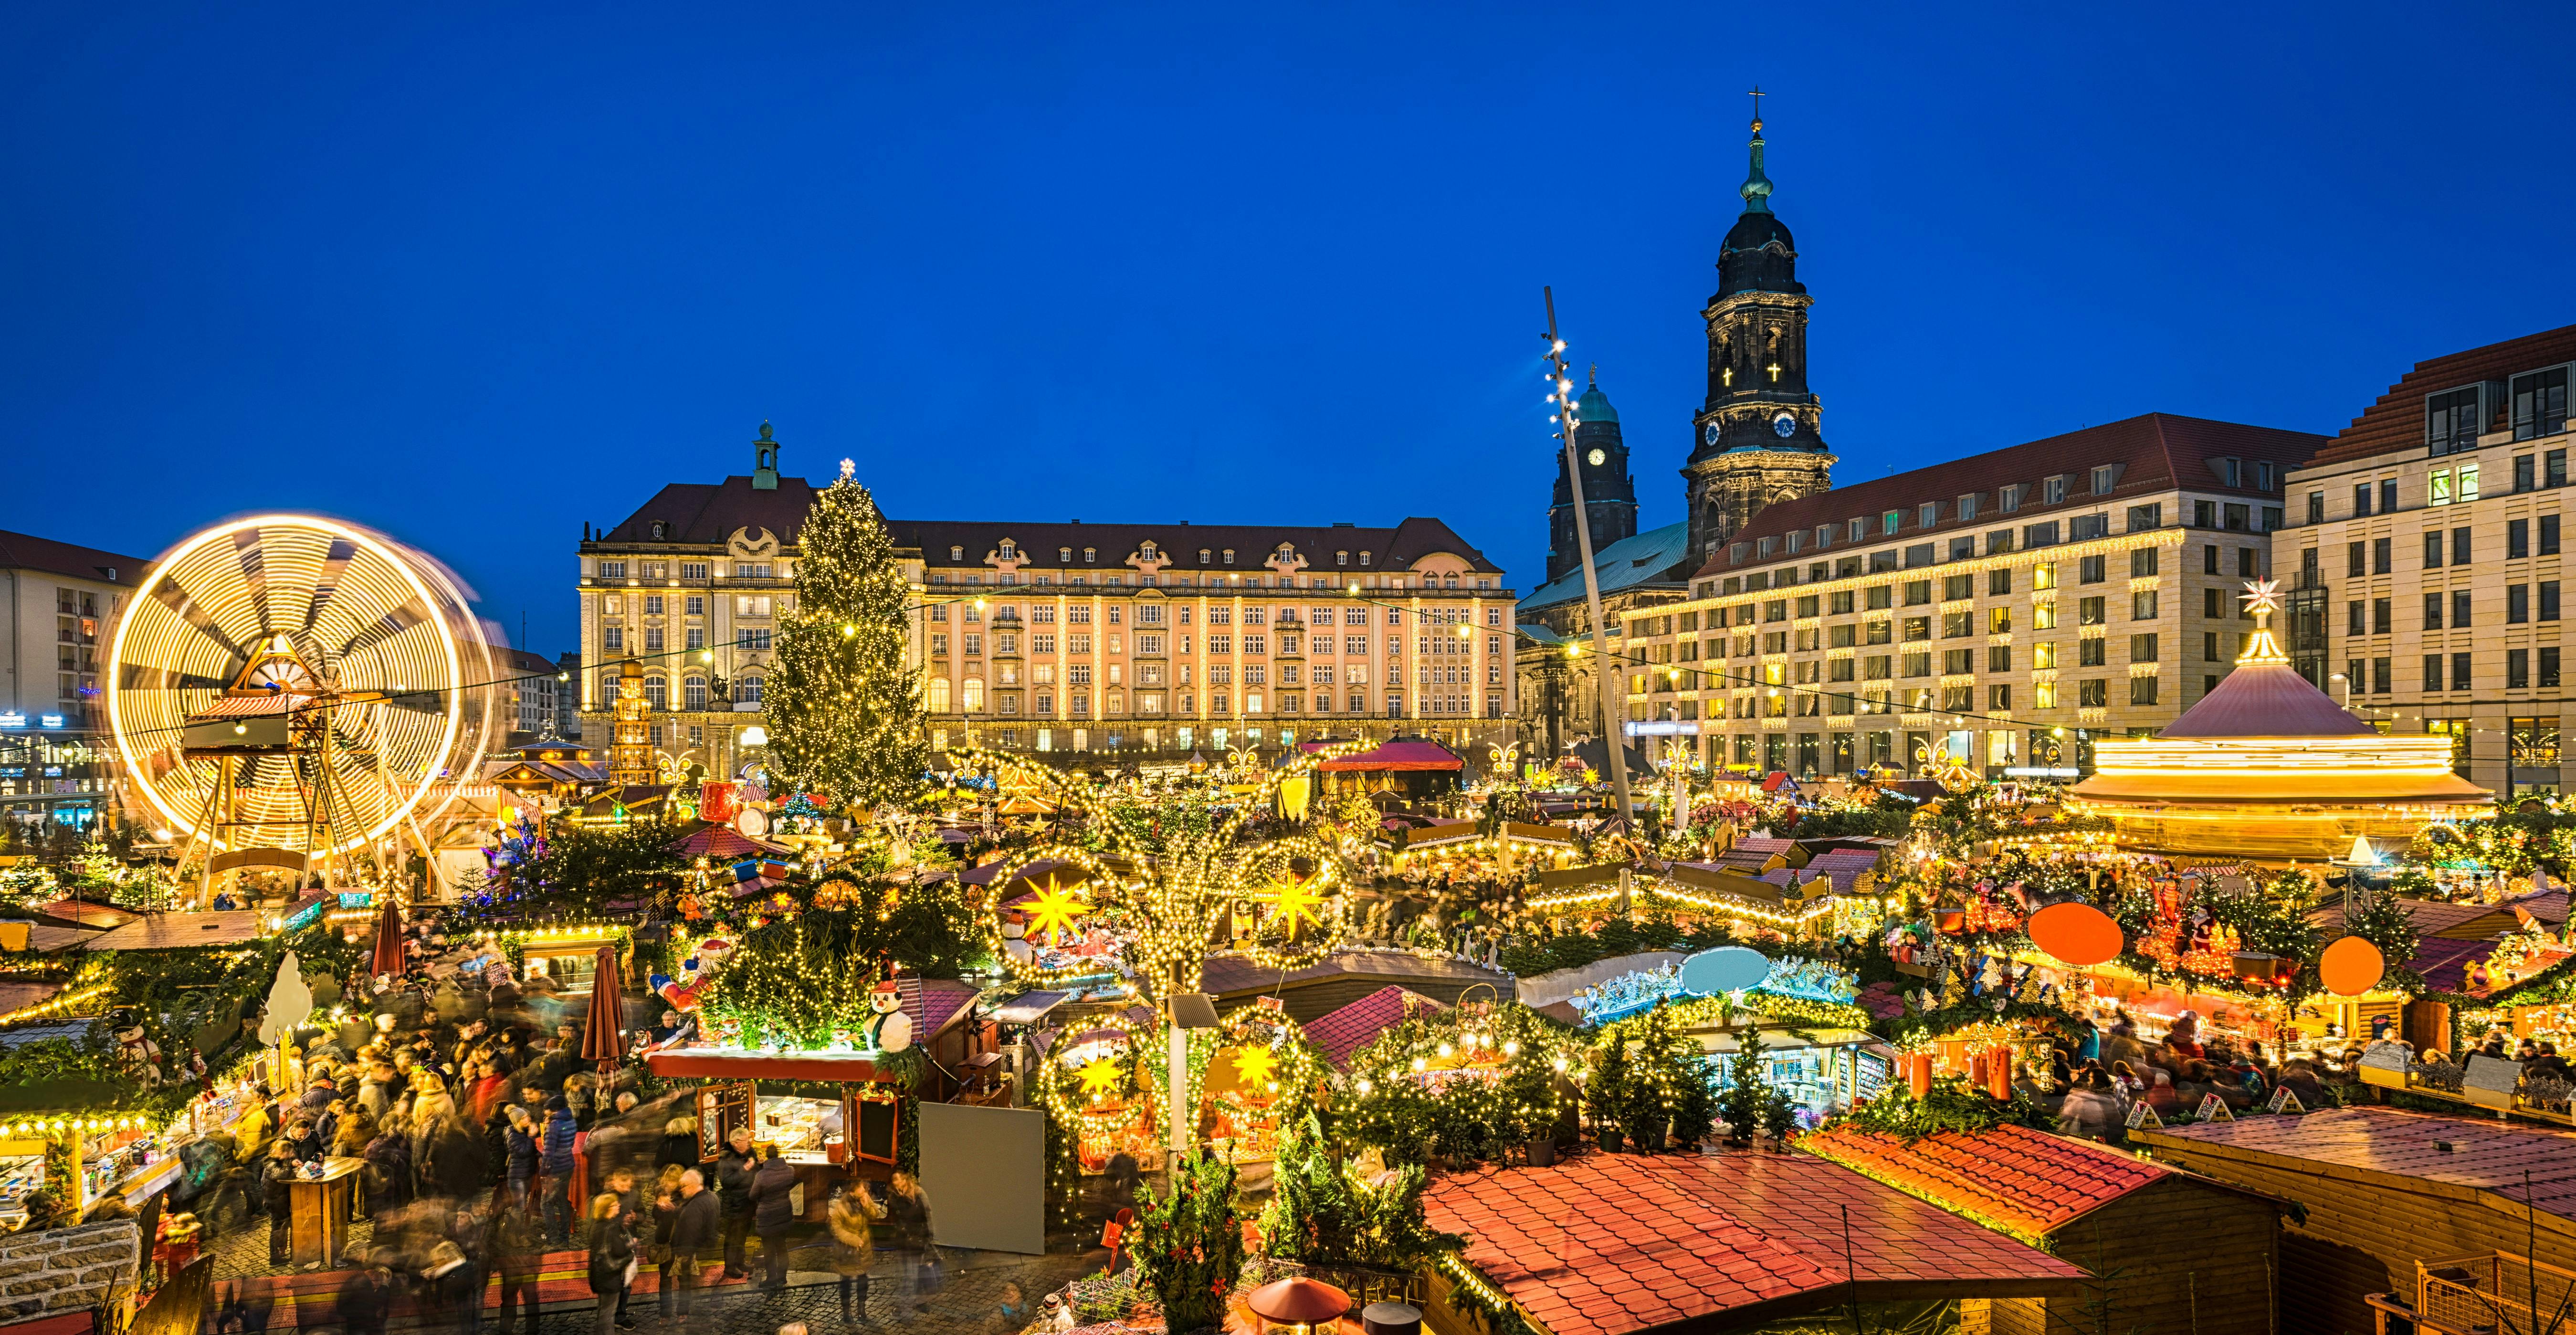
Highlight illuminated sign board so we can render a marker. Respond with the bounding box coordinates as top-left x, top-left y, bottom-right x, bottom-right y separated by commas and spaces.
36, 715, 64, 729
1623, 721, 1701, 736
0, 713, 22, 728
